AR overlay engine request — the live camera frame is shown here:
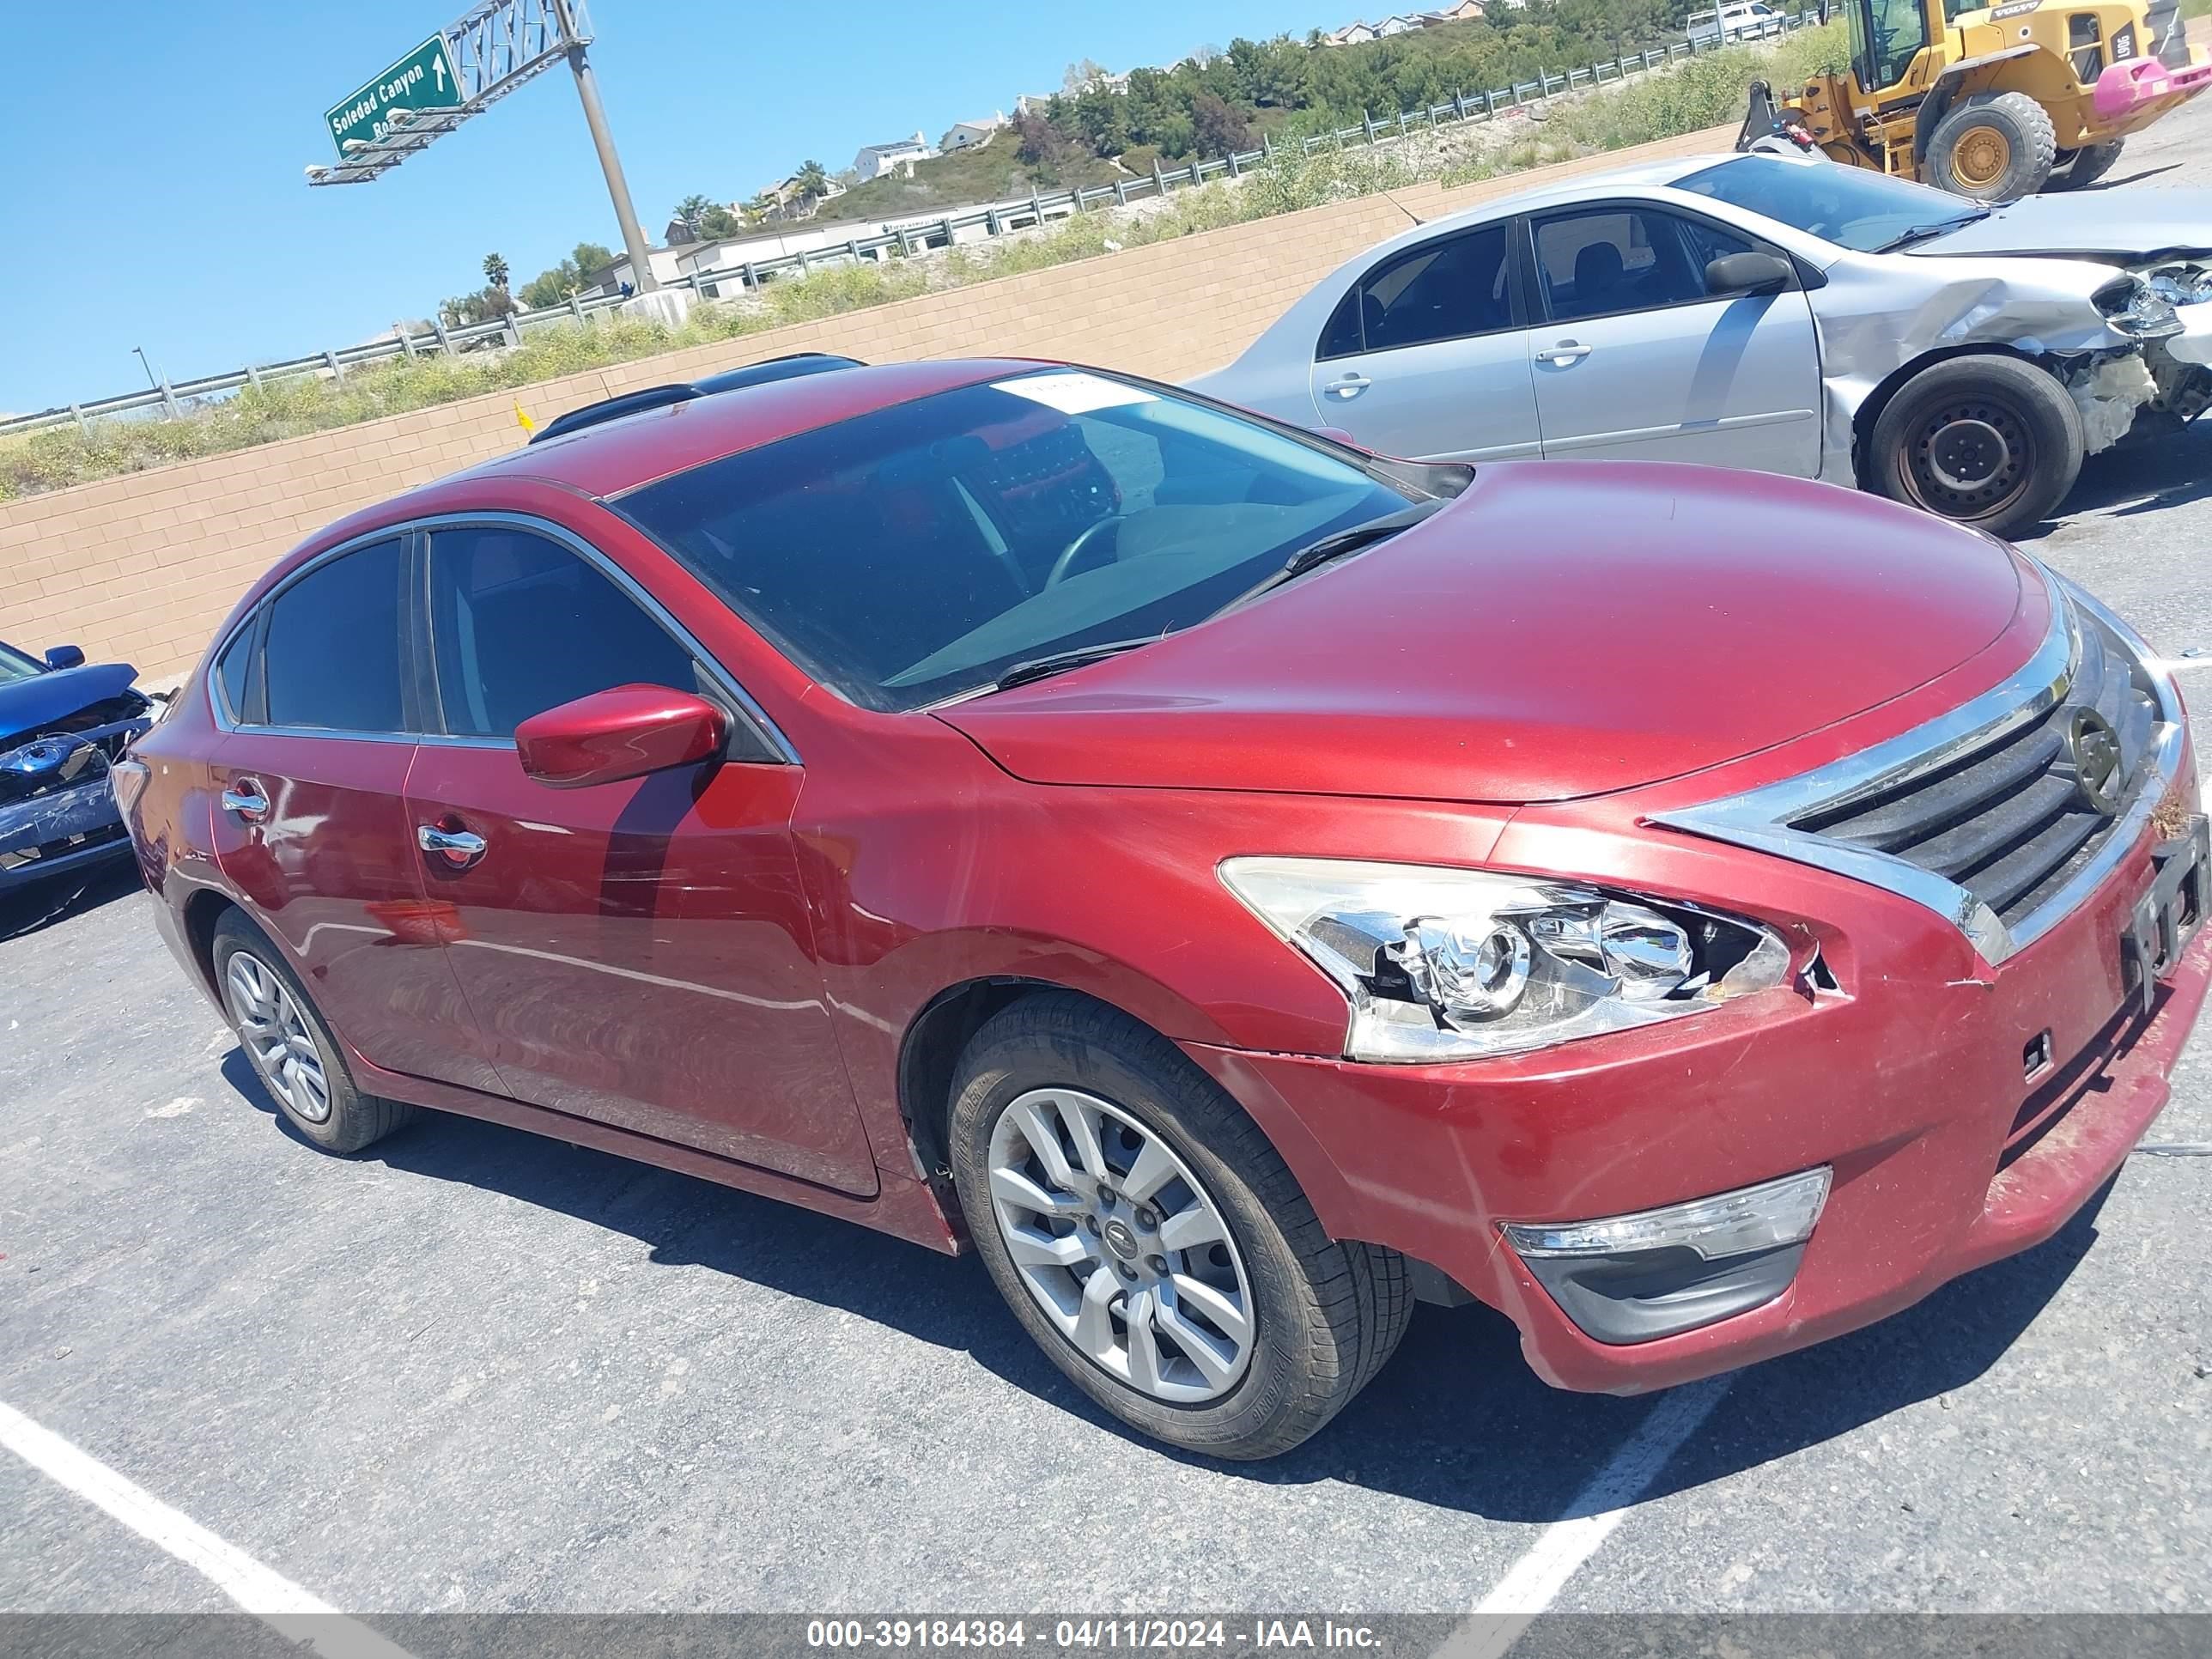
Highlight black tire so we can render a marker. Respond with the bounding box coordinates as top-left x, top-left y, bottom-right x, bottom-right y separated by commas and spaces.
1868, 355, 2084, 536
210, 909, 416, 1155
1925, 91, 2057, 201
2049, 138, 2124, 191
946, 993, 1410, 1460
